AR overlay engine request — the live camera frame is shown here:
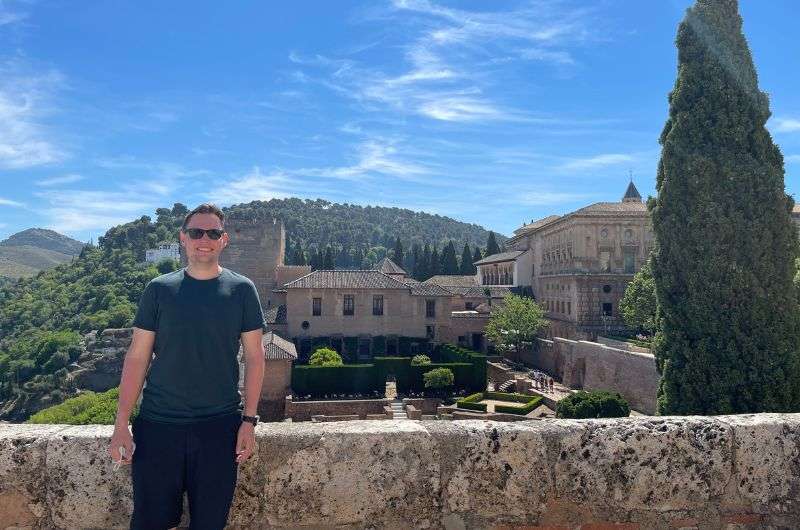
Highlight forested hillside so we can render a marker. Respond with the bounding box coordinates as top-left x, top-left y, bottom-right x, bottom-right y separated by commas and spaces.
0, 199, 505, 420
